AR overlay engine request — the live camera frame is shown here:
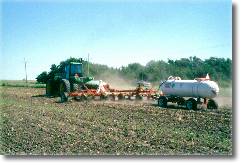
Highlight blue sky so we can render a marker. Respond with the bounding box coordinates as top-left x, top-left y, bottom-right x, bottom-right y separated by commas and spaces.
1, 0, 231, 80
